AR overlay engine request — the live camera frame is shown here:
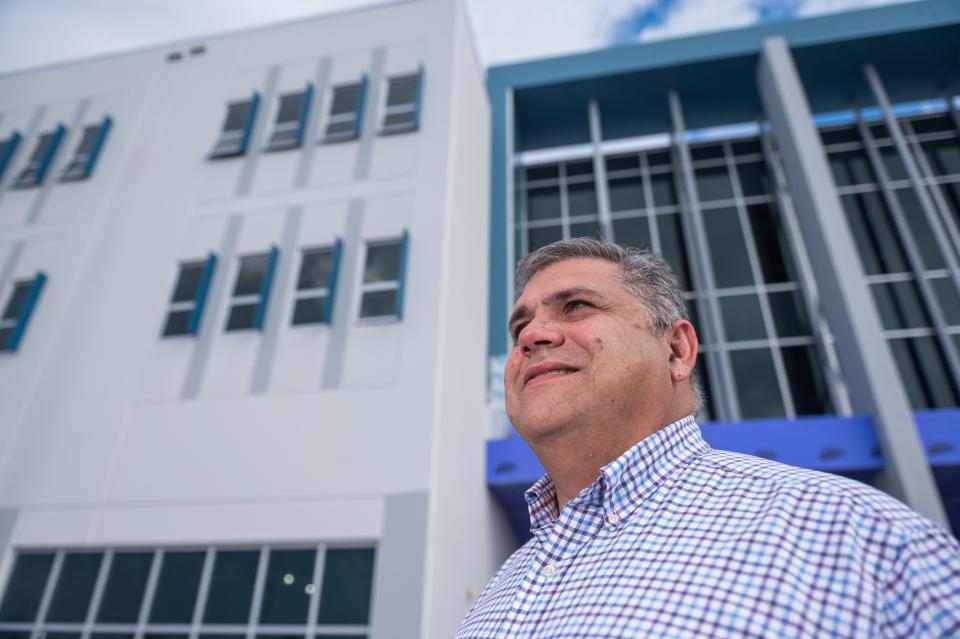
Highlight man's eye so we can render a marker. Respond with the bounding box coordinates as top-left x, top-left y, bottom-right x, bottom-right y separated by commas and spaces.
564, 300, 589, 312
511, 323, 528, 341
